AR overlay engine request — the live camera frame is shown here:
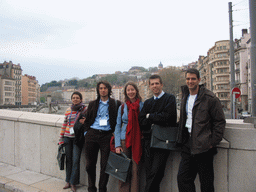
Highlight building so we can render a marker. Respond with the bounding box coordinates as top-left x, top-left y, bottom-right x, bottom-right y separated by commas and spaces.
21, 75, 40, 105
158, 61, 163, 69
0, 75, 15, 105
112, 86, 124, 102
198, 40, 230, 109
138, 80, 150, 102
83, 88, 97, 103
234, 29, 251, 111
0, 61, 22, 105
